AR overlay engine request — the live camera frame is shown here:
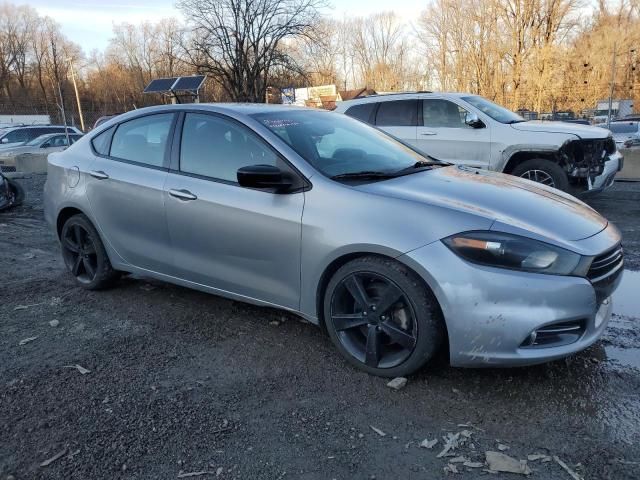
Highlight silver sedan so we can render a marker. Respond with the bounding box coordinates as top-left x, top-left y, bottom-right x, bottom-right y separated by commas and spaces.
44, 104, 624, 376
